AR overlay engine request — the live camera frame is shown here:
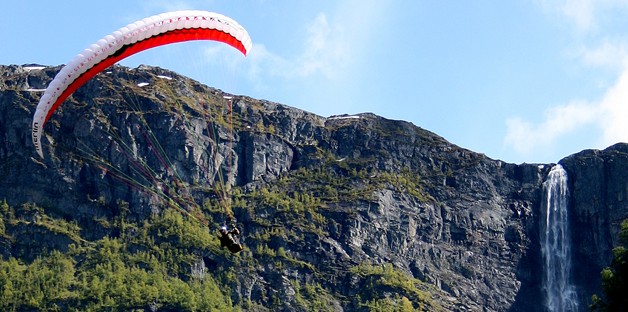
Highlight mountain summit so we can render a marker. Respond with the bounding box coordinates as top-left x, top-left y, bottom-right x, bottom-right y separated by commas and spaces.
0, 64, 626, 311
